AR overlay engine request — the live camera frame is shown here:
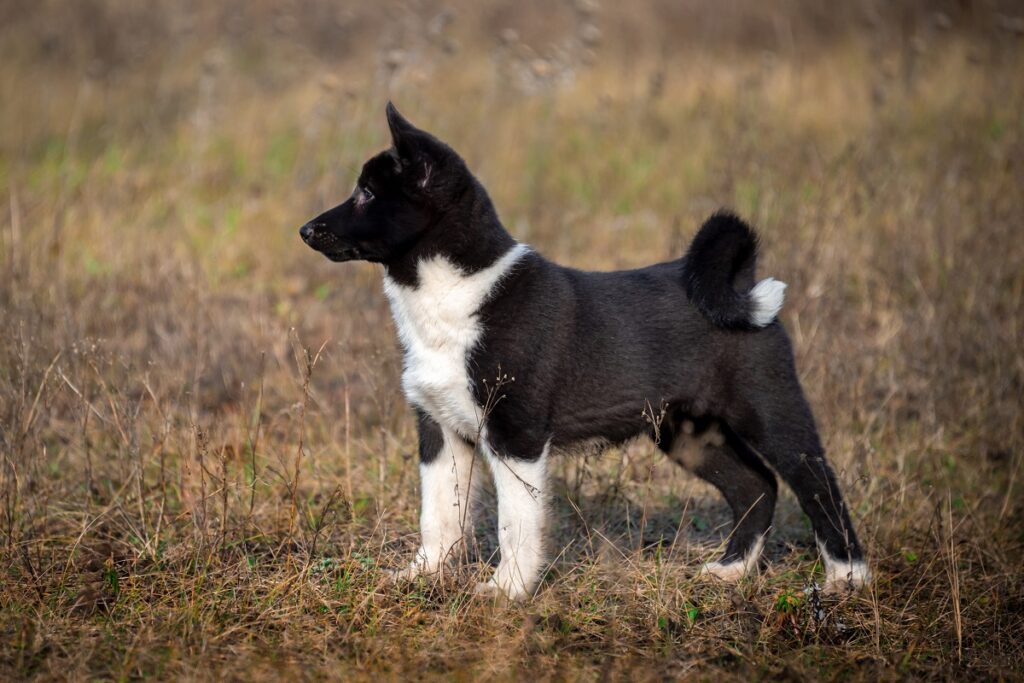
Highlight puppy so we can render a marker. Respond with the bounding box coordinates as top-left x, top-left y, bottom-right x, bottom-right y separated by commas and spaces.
299, 103, 869, 600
